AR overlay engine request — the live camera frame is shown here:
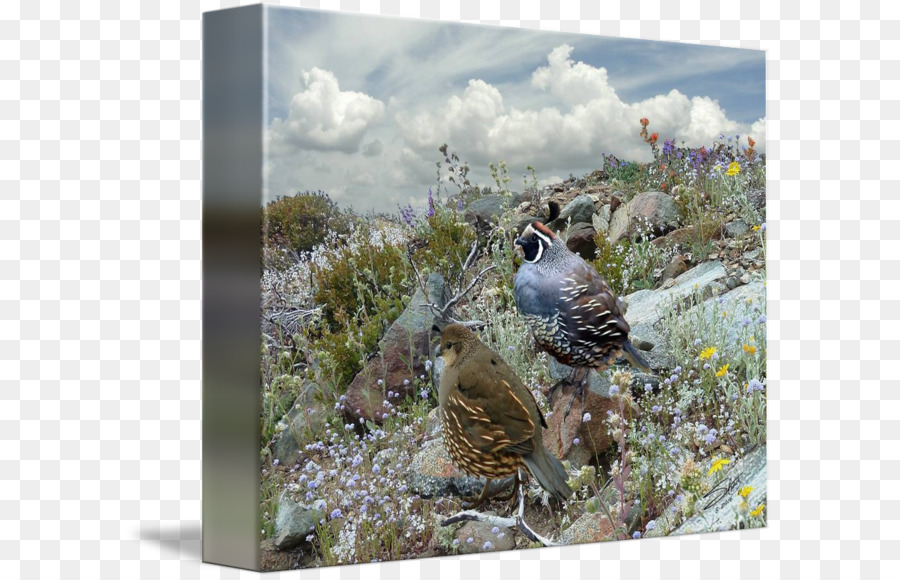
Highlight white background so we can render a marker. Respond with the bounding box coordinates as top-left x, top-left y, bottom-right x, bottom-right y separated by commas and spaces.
1, 1, 897, 578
